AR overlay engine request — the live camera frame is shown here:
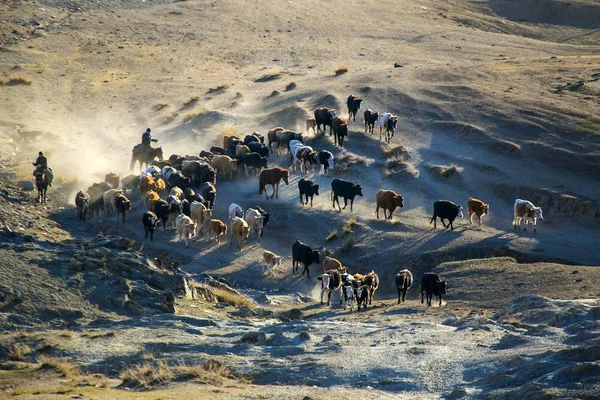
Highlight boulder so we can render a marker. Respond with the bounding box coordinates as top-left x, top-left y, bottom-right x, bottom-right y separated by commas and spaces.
21, 181, 34, 191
